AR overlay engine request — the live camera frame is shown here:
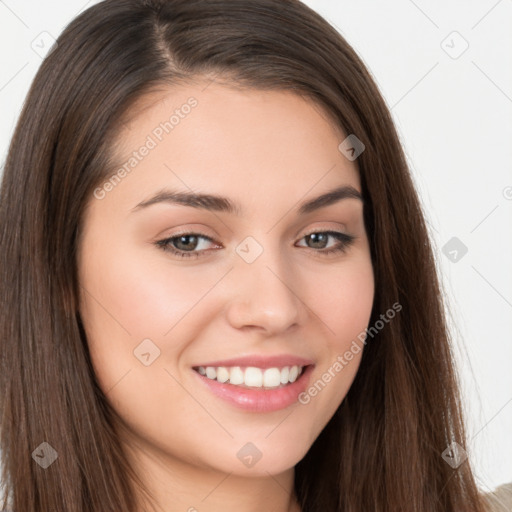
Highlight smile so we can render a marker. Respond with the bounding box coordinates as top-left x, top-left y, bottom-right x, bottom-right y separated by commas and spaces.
193, 365, 305, 389
192, 363, 315, 413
